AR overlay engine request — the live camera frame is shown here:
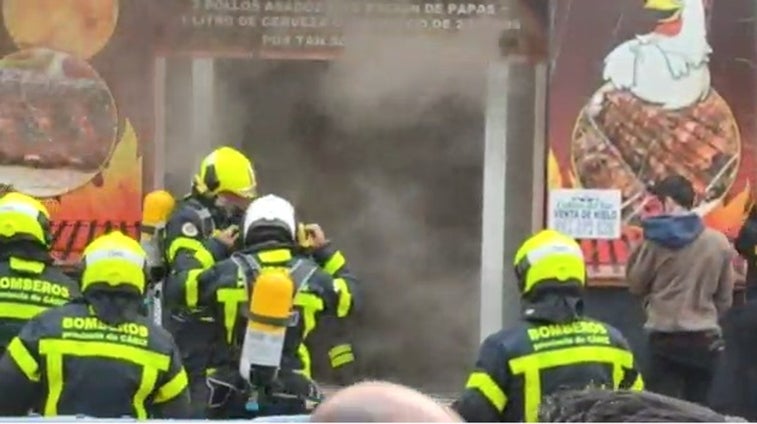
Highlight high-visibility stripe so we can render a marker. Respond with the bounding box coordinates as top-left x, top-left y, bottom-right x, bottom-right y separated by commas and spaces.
294, 292, 323, 378
9, 257, 45, 274
38, 339, 172, 417
44, 352, 63, 416
134, 367, 158, 419
465, 371, 507, 412
217, 287, 247, 343
328, 344, 352, 359
185, 269, 203, 309
86, 248, 145, 268
0, 201, 40, 219
509, 345, 636, 422
7, 337, 39, 382
167, 238, 214, 268
258, 249, 292, 263
333, 278, 352, 318
323, 251, 346, 276
630, 373, 644, 391
154, 368, 189, 404
328, 344, 355, 368
525, 242, 583, 265
39, 339, 171, 370
297, 343, 312, 378
0, 302, 47, 320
